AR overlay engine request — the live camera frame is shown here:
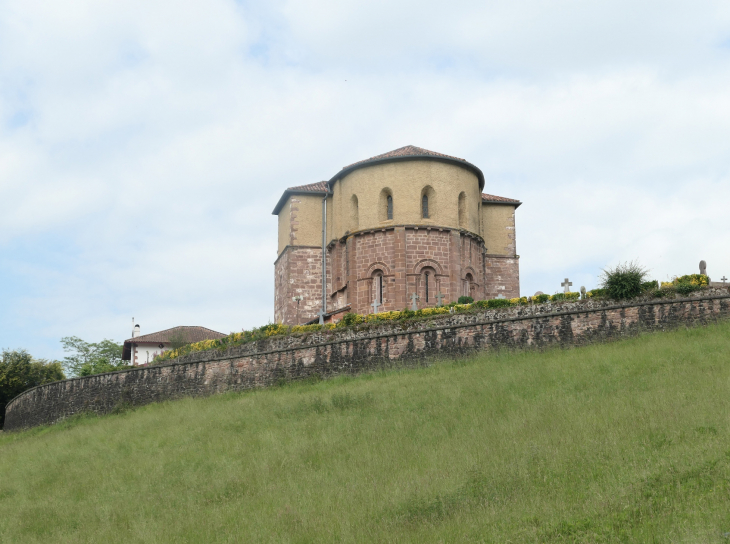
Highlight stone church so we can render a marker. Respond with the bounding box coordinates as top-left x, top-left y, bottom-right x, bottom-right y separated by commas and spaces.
273, 145, 521, 325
